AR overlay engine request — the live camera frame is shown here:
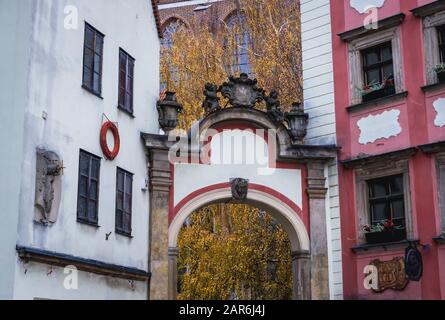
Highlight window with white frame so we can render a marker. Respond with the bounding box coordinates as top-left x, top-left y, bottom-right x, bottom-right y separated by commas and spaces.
347, 27, 404, 105
422, 11, 445, 85
355, 158, 413, 244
